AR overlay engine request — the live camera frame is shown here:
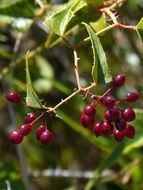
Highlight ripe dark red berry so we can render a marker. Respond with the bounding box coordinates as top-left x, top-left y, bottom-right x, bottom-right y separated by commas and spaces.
35, 124, 47, 140
115, 119, 126, 131
113, 130, 125, 142
84, 105, 96, 117
125, 92, 139, 102
8, 130, 23, 144
5, 91, 20, 103
104, 108, 120, 122
124, 125, 135, 138
113, 74, 125, 87
101, 95, 116, 108
24, 113, 36, 124
102, 121, 114, 135
39, 130, 53, 144
80, 113, 93, 128
93, 122, 103, 136
19, 124, 32, 136
121, 108, 135, 122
